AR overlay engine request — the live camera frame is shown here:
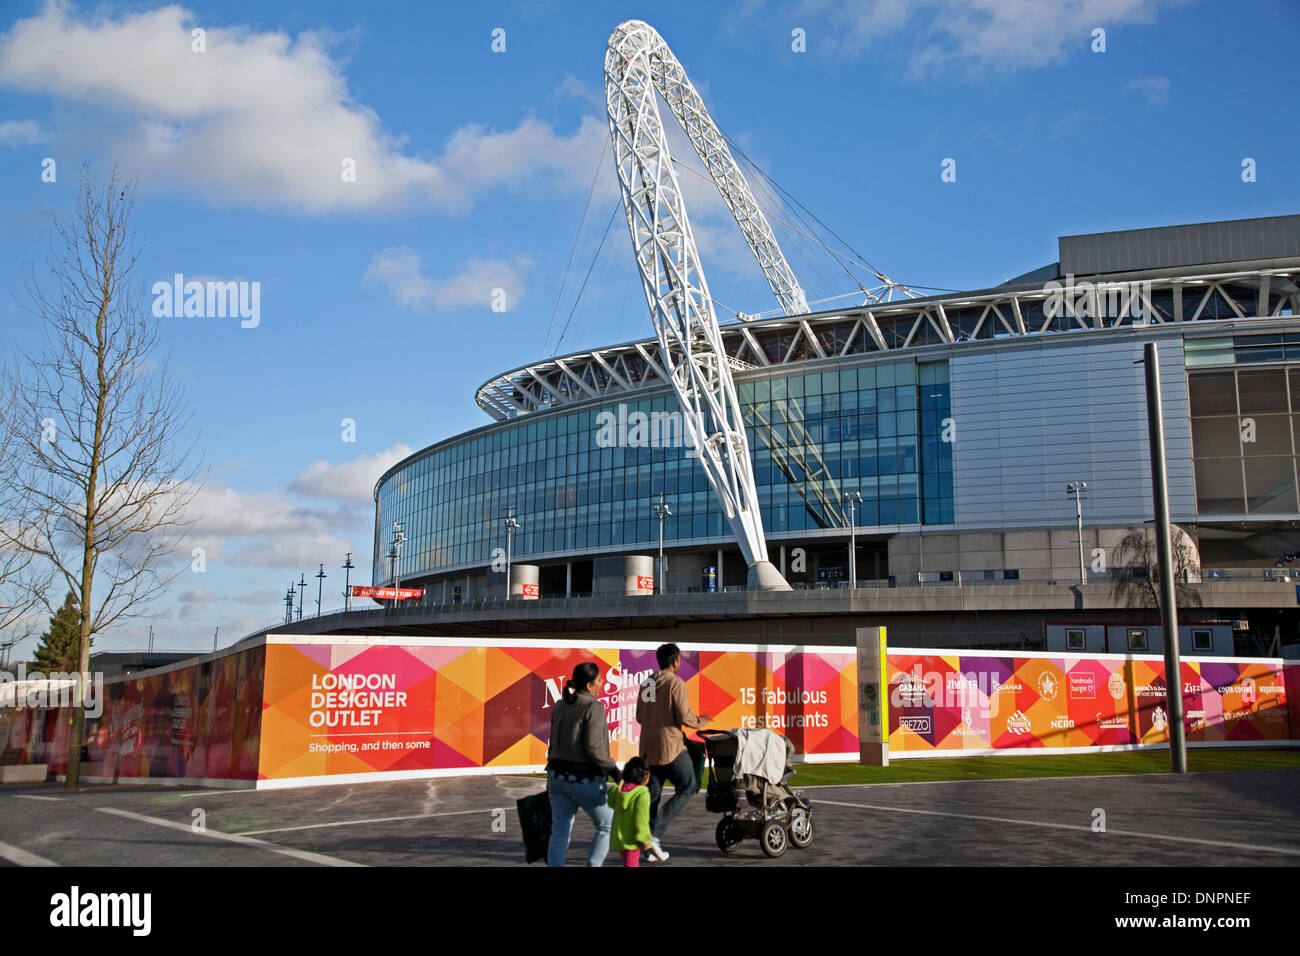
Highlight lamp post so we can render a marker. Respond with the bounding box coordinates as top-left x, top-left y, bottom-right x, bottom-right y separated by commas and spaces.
342, 553, 355, 612
1066, 481, 1088, 587
503, 510, 520, 599
1143, 342, 1187, 774
390, 522, 406, 609
842, 491, 863, 589
654, 494, 672, 594
315, 563, 326, 617
296, 574, 306, 621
